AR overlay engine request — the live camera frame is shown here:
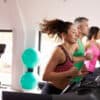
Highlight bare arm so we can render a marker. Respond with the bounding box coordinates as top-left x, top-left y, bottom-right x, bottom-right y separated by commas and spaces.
78, 65, 88, 77
43, 48, 78, 82
72, 42, 92, 63
96, 42, 100, 61
72, 56, 85, 63
72, 55, 93, 63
